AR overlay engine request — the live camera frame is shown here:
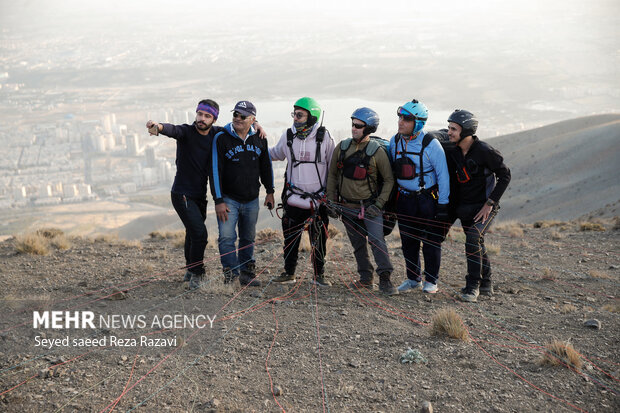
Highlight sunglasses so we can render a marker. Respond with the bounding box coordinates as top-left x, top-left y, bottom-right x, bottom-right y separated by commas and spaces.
233, 111, 248, 120
351, 122, 366, 129
291, 111, 306, 120
397, 106, 427, 122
